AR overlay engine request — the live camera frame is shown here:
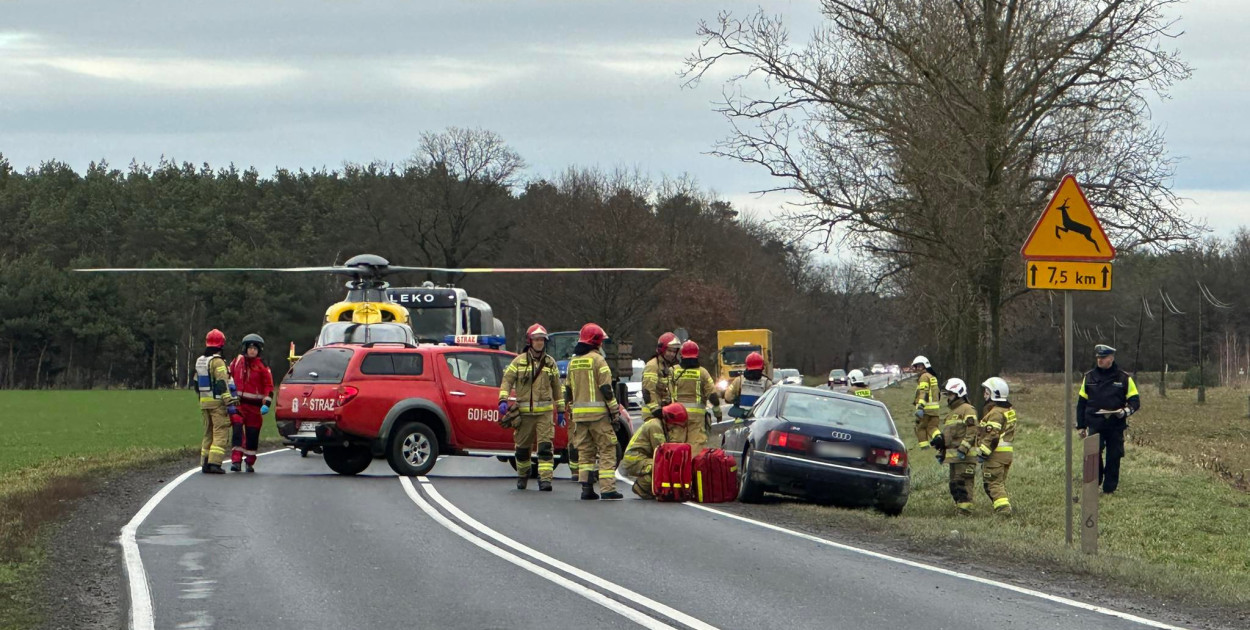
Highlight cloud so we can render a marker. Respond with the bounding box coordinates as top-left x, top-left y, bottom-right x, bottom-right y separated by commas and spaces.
28, 57, 302, 89
1175, 189, 1250, 237
385, 57, 536, 92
